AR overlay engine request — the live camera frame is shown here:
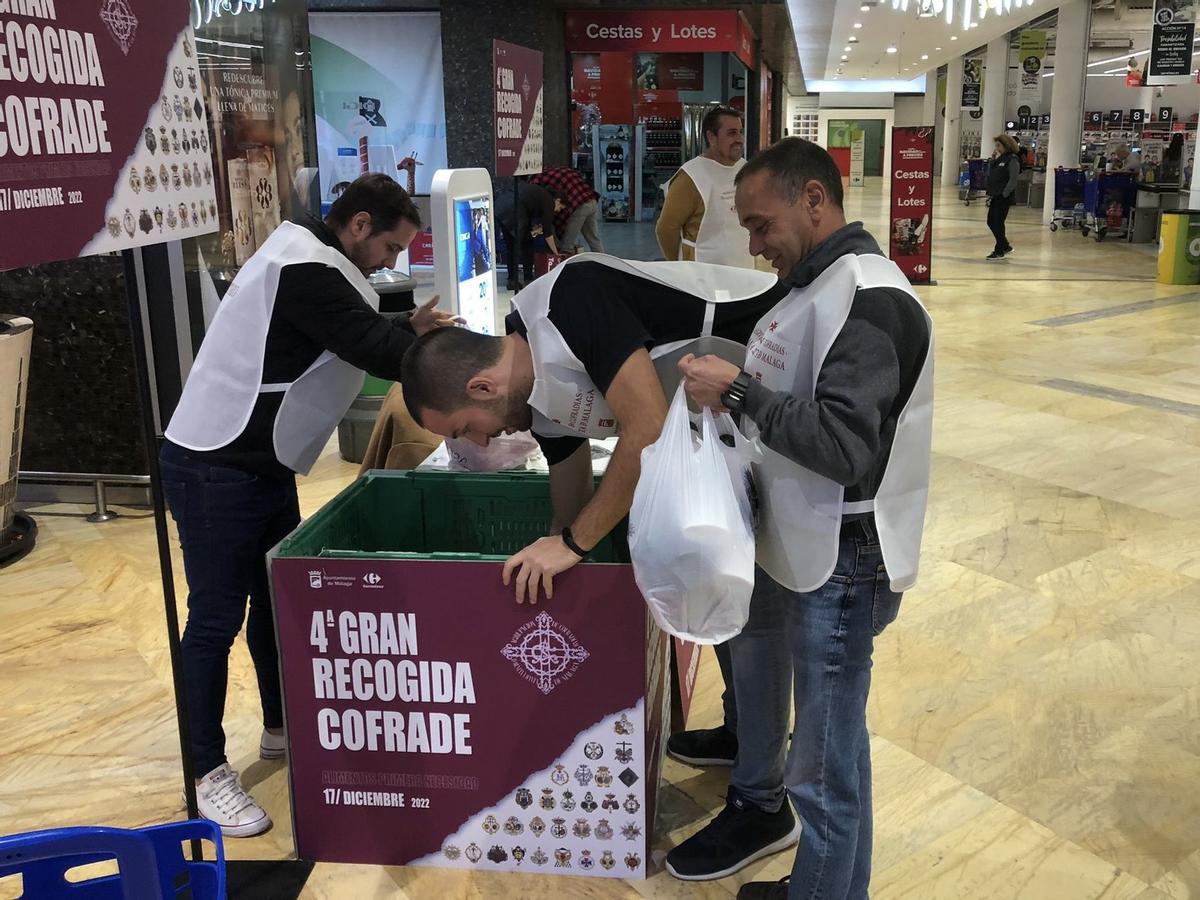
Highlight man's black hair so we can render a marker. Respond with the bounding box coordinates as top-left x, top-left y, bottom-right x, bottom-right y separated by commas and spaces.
401, 327, 505, 424
701, 105, 743, 148
326, 172, 421, 234
735, 137, 845, 210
